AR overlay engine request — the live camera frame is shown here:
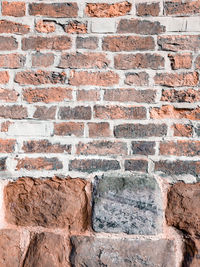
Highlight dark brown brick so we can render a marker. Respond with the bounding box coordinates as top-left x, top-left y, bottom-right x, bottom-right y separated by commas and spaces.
131, 141, 156, 155
76, 37, 98, 50
58, 106, 91, 120
124, 159, 148, 172
33, 106, 56, 120
0, 105, 27, 119
22, 140, 71, 153
136, 2, 160, 16
165, 1, 200, 16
